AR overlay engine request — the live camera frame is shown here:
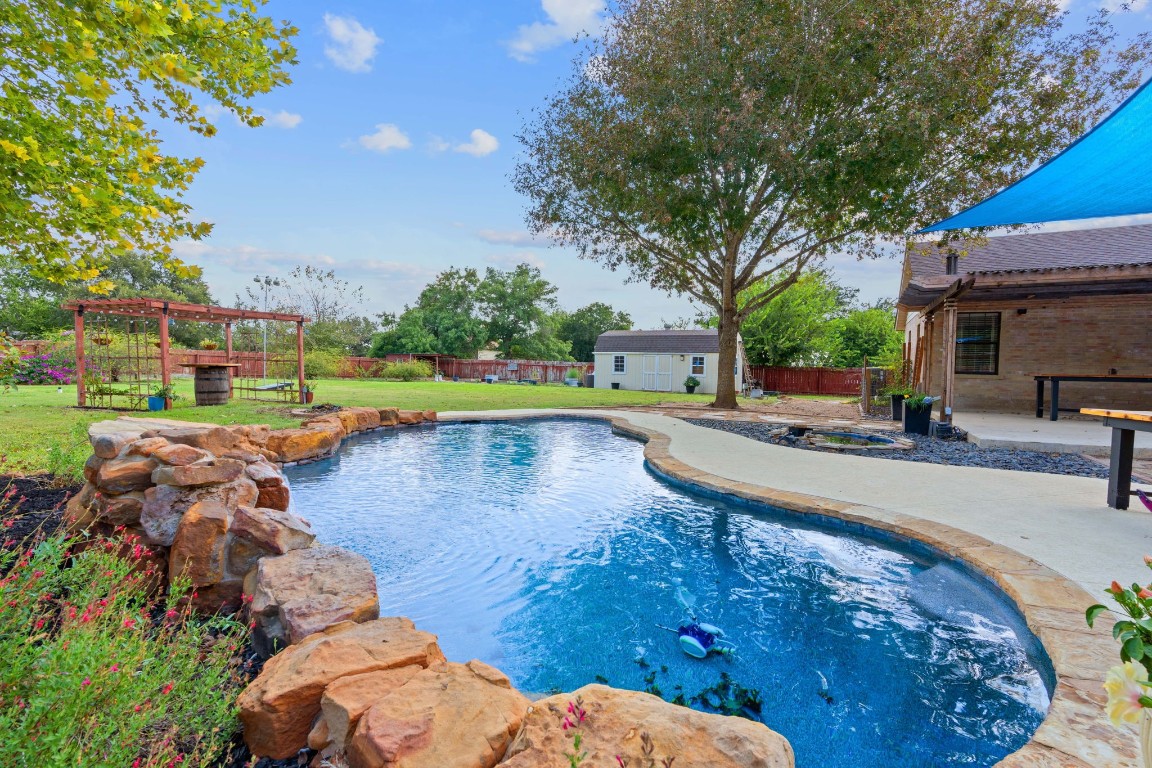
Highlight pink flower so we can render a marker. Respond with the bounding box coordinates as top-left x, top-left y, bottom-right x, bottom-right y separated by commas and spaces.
110, 664, 119, 673
81, 677, 91, 687
122, 618, 136, 629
